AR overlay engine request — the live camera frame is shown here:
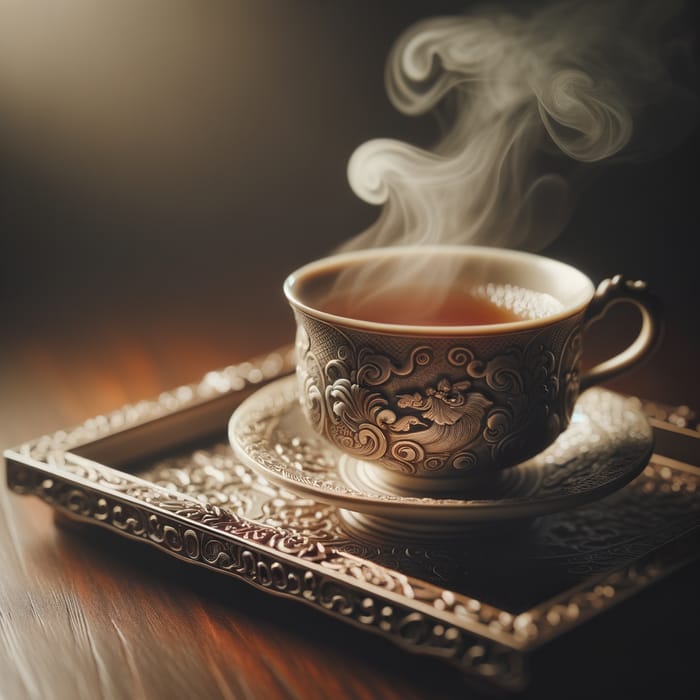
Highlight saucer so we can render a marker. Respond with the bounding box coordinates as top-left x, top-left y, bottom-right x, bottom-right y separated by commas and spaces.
228, 375, 653, 538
